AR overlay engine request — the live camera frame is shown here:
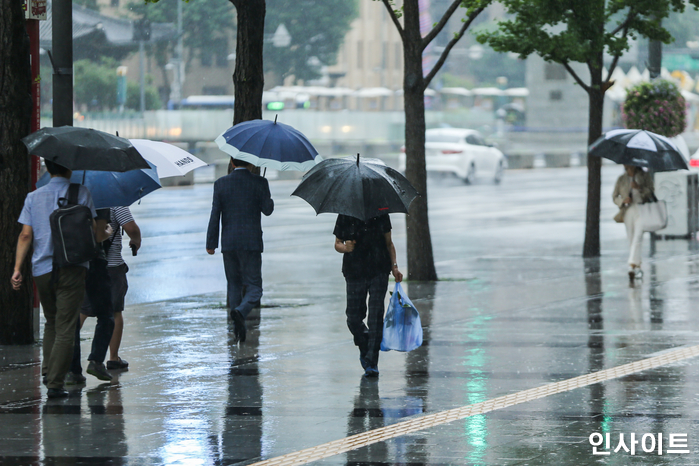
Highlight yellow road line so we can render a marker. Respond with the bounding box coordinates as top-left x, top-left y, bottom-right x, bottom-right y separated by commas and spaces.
250, 344, 699, 466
